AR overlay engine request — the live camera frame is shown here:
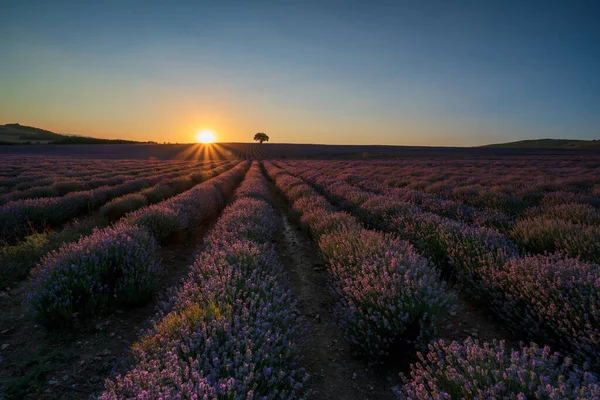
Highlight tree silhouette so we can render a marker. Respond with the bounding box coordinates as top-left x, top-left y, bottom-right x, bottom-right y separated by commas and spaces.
254, 132, 269, 144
